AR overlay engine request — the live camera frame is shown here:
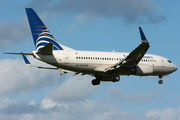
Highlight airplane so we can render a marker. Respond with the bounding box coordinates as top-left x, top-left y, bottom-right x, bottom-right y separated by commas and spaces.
5, 8, 177, 86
